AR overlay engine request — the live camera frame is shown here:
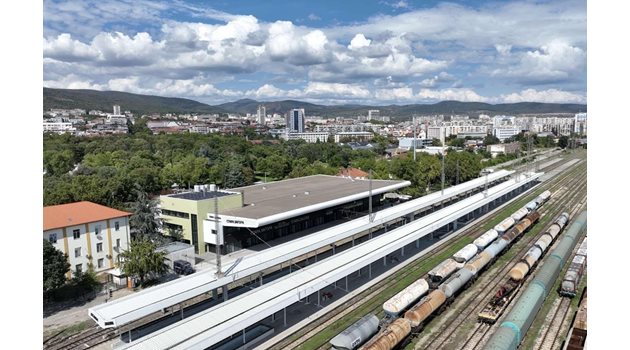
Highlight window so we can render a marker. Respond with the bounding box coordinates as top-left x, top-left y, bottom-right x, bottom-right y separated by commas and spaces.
73, 229, 80, 239
75, 264, 82, 275
96, 243, 103, 253
97, 258, 104, 268
114, 221, 120, 231
95, 225, 101, 235
49, 233, 57, 244
116, 239, 120, 248
161, 209, 190, 219
74, 247, 81, 258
